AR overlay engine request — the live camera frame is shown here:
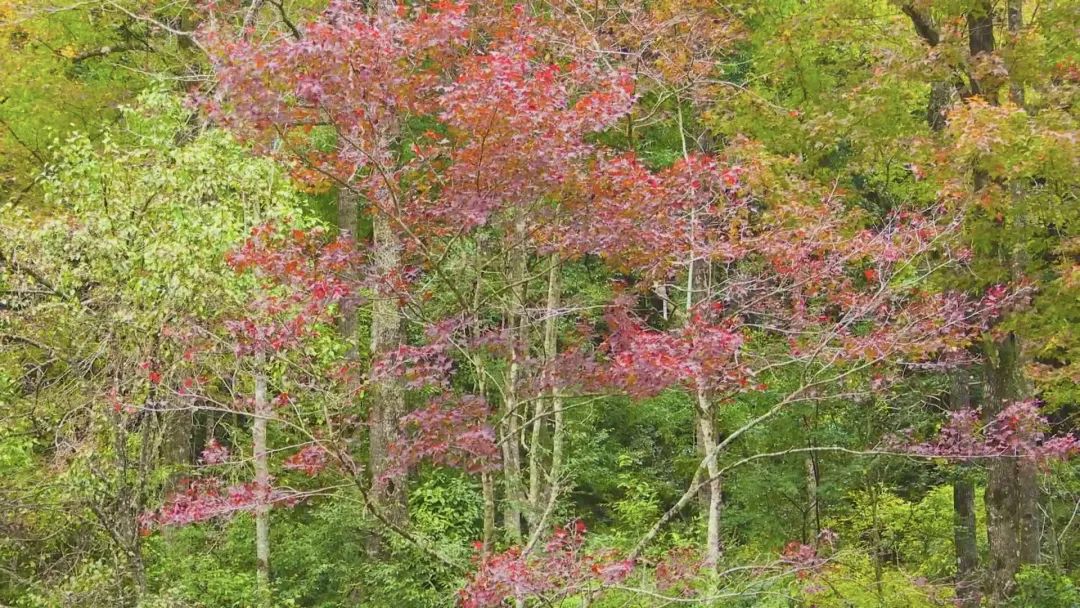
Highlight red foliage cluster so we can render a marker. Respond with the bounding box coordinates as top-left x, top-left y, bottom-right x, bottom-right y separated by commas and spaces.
148, 479, 295, 528
383, 394, 499, 479
200, 0, 469, 174
224, 224, 363, 354
896, 399, 1079, 463
780, 541, 828, 580
554, 154, 745, 276
282, 444, 329, 476
599, 302, 746, 397
459, 521, 634, 608
199, 438, 231, 465
428, 18, 633, 232
654, 547, 704, 596
370, 320, 457, 390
